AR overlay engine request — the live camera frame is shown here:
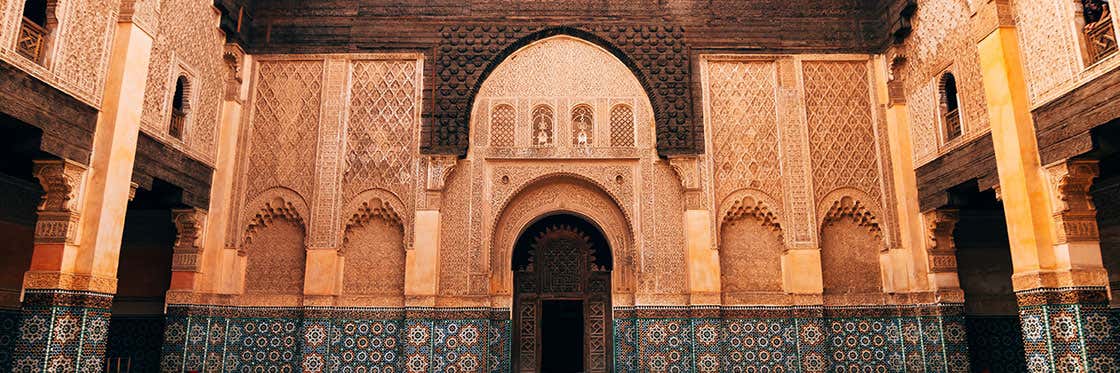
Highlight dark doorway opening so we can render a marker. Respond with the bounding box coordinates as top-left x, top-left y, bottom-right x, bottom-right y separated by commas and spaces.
947, 182, 1027, 372
513, 213, 612, 372
541, 300, 584, 373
